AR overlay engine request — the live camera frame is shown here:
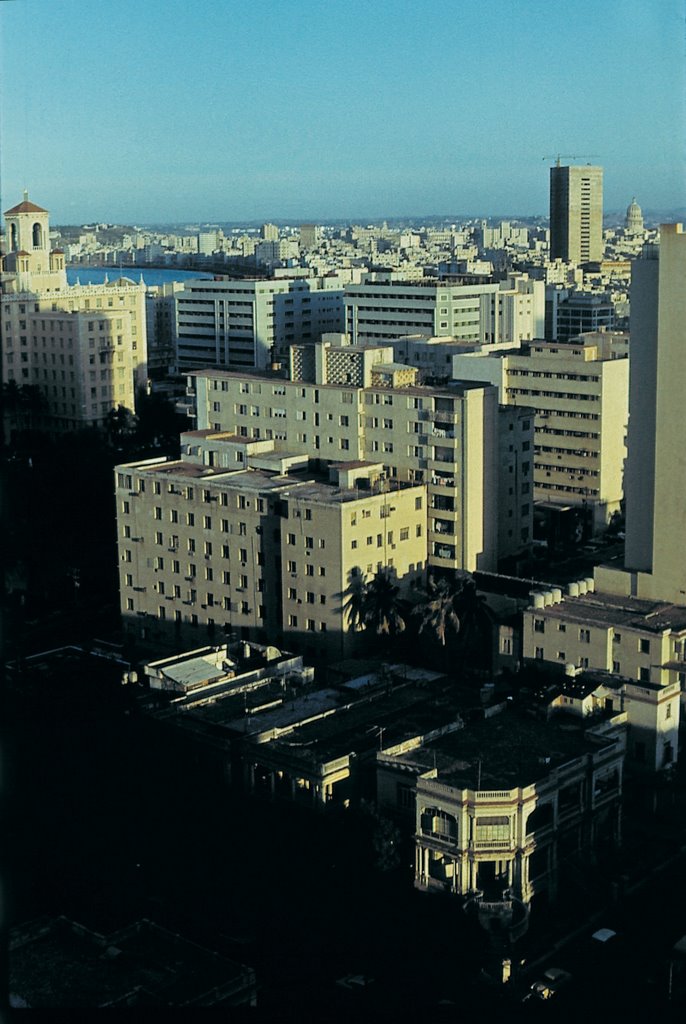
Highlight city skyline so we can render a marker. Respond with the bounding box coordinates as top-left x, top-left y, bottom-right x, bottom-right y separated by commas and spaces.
1, 0, 684, 223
